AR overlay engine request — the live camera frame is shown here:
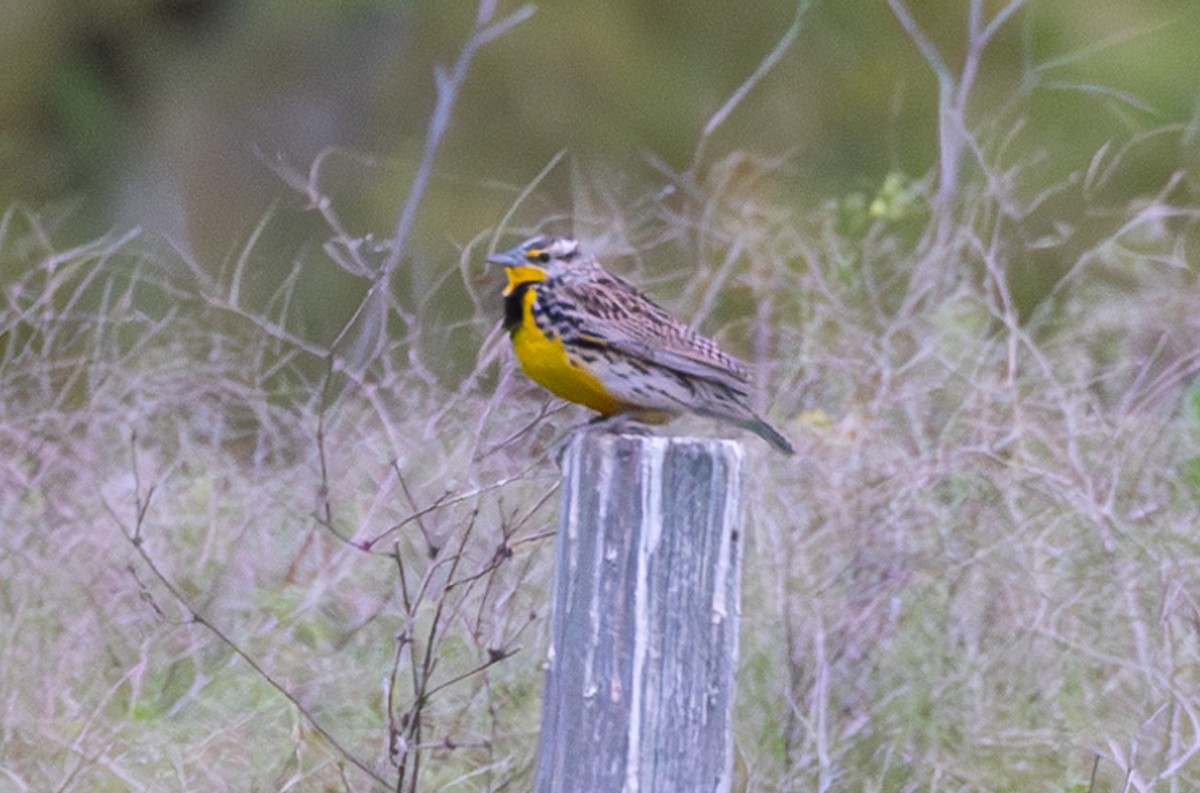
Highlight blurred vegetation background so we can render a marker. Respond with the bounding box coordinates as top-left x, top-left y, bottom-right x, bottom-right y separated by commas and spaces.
5, 0, 1198, 272
5, 0, 1199, 387
5, 1, 1200, 791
